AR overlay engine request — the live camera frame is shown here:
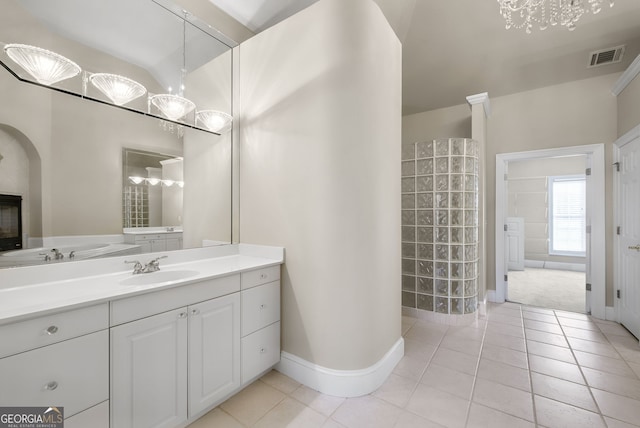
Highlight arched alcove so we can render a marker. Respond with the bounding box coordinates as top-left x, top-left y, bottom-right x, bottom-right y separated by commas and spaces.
0, 124, 43, 246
